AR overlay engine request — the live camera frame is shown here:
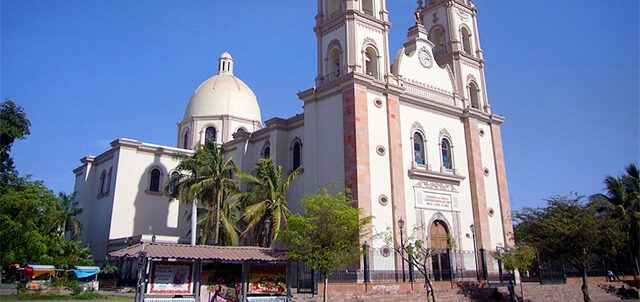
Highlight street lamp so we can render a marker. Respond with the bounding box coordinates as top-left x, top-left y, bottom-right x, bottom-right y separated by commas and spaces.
466, 224, 479, 280
398, 217, 406, 282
